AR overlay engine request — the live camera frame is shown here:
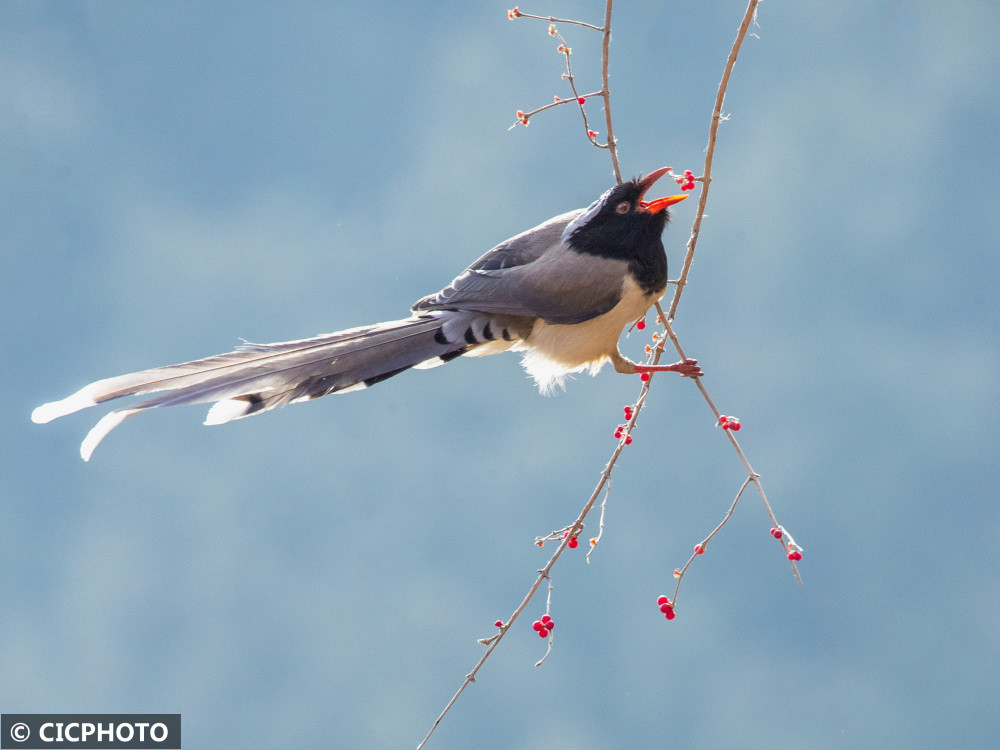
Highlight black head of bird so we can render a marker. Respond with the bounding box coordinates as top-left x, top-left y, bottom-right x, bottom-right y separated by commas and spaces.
563, 167, 689, 295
